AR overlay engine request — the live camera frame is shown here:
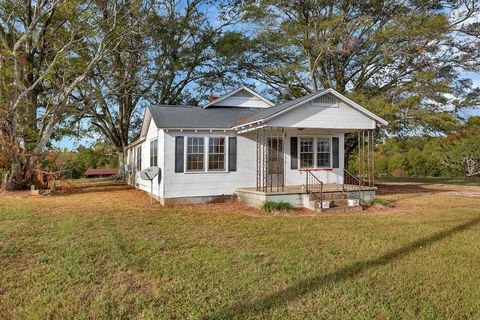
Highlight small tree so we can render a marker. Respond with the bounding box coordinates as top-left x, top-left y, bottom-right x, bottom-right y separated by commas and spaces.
442, 116, 480, 178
